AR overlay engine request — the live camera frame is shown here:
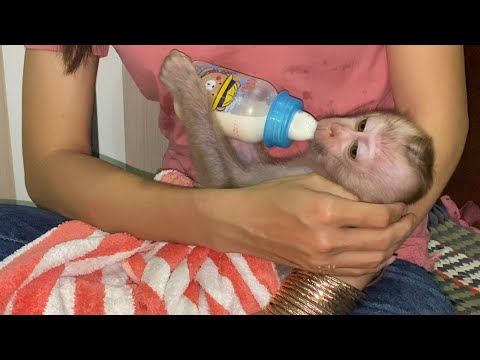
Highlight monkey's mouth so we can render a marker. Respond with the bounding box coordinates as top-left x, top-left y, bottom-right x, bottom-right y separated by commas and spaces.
314, 126, 333, 142
311, 129, 330, 156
